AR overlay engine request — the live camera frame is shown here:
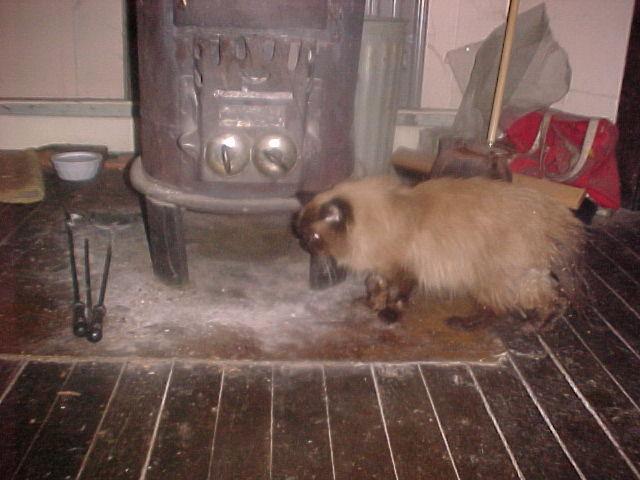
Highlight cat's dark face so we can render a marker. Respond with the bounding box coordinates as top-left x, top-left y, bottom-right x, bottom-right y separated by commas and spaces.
294, 197, 353, 258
